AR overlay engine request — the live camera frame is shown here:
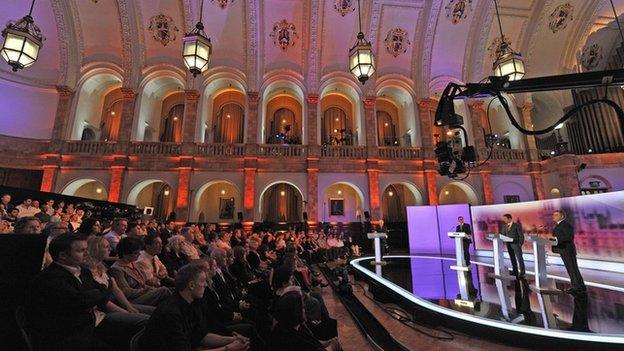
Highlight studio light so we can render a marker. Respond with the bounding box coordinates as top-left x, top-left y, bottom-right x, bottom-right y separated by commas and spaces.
1, 0, 44, 72
183, 0, 212, 77
492, 0, 525, 81
349, 0, 375, 84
